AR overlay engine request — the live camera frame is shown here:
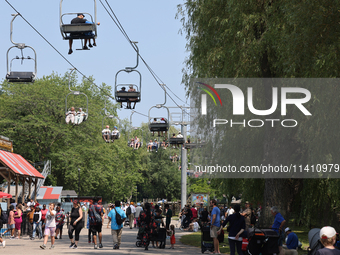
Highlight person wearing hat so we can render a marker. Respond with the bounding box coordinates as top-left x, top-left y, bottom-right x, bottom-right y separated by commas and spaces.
68, 14, 100, 54
241, 201, 252, 232
283, 227, 299, 255
127, 85, 138, 109
102, 125, 111, 143
152, 139, 159, 152
111, 126, 120, 141
316, 226, 340, 255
